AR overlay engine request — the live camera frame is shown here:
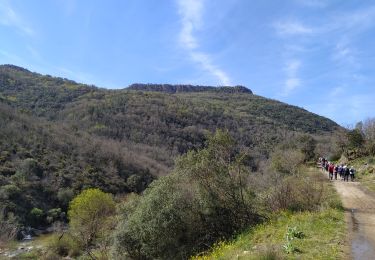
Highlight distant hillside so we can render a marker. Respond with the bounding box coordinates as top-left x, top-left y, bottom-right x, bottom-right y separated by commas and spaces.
0, 64, 341, 164
128, 83, 253, 94
0, 64, 341, 226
